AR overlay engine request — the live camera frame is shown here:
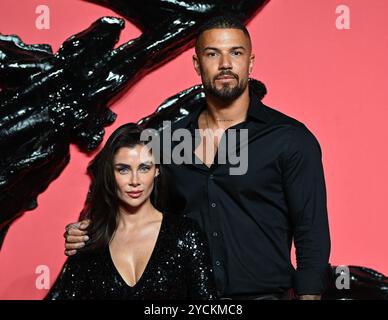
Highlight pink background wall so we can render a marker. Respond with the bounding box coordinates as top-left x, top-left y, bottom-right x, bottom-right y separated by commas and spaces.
0, 0, 387, 299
